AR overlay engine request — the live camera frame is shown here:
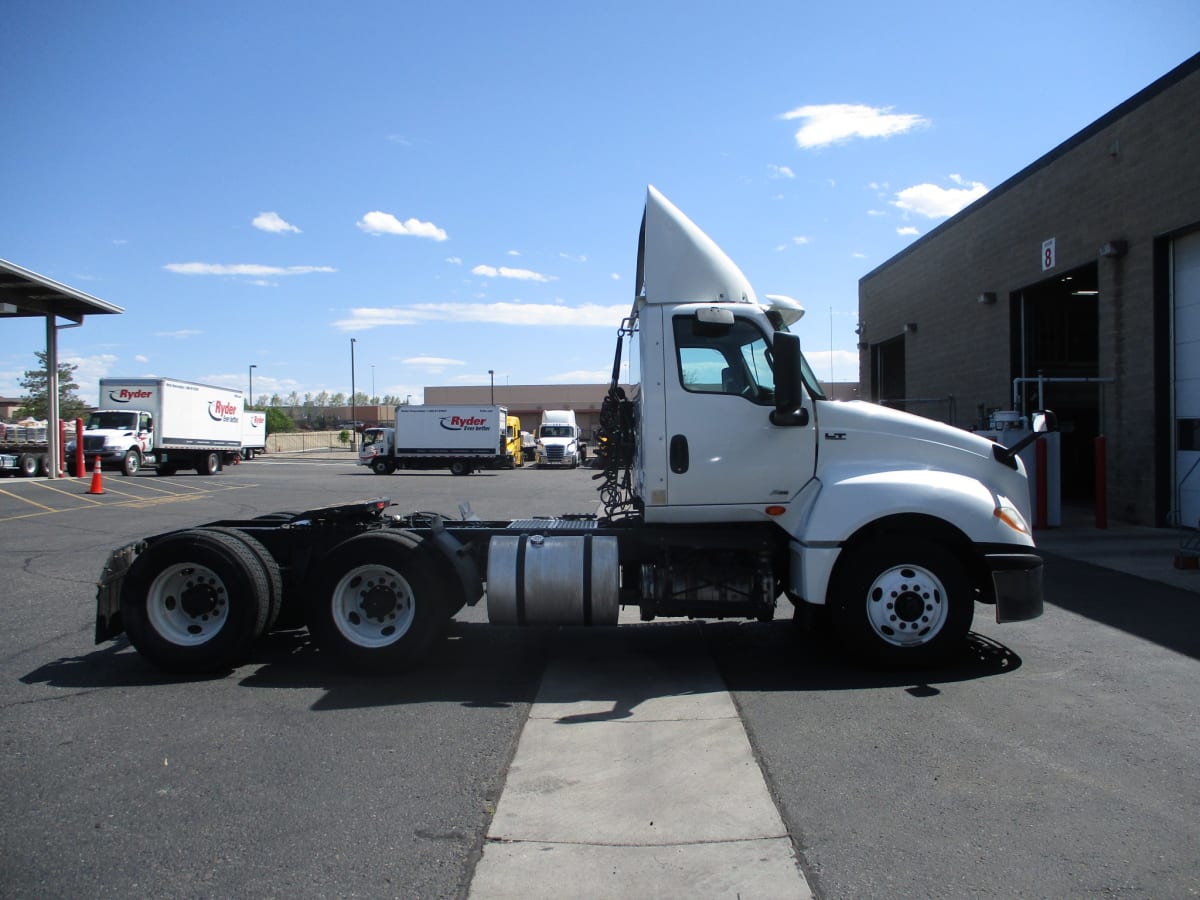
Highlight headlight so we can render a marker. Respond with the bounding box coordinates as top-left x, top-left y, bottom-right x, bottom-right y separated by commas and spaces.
65, 440, 76, 453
